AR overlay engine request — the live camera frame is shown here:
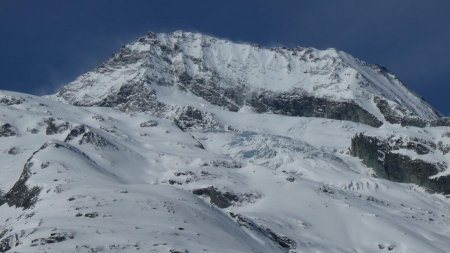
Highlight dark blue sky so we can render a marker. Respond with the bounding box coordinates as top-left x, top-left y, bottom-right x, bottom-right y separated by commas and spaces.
1, 0, 449, 114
